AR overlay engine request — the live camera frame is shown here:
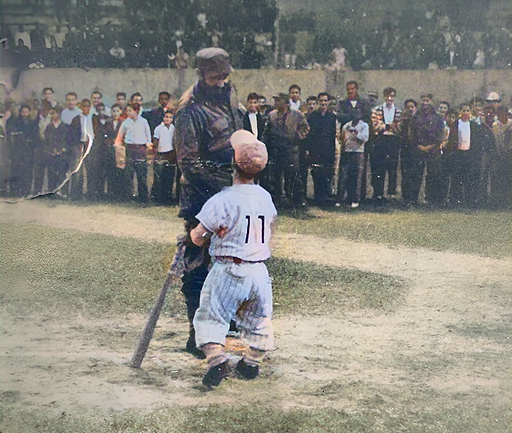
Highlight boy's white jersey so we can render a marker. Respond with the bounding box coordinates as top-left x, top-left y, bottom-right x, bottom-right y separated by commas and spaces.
196, 184, 277, 261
